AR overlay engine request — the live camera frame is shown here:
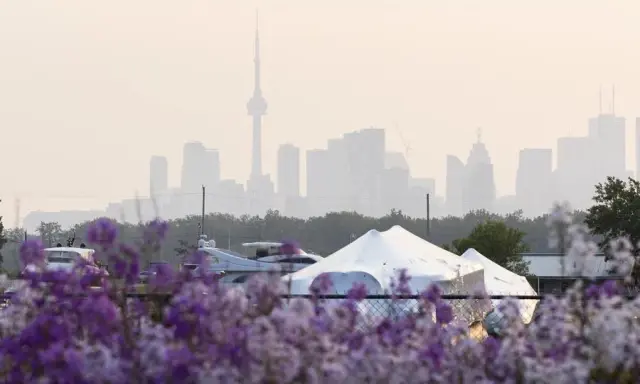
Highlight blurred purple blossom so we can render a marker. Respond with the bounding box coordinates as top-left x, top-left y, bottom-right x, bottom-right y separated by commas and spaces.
2, 206, 640, 382
435, 301, 454, 324
347, 282, 368, 301
279, 239, 300, 256
421, 284, 442, 303
309, 272, 333, 296
19, 239, 44, 267
86, 218, 118, 248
